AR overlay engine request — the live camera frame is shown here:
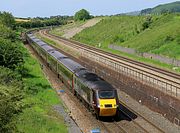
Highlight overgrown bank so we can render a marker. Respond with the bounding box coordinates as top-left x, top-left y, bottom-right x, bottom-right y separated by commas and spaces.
0, 11, 67, 132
